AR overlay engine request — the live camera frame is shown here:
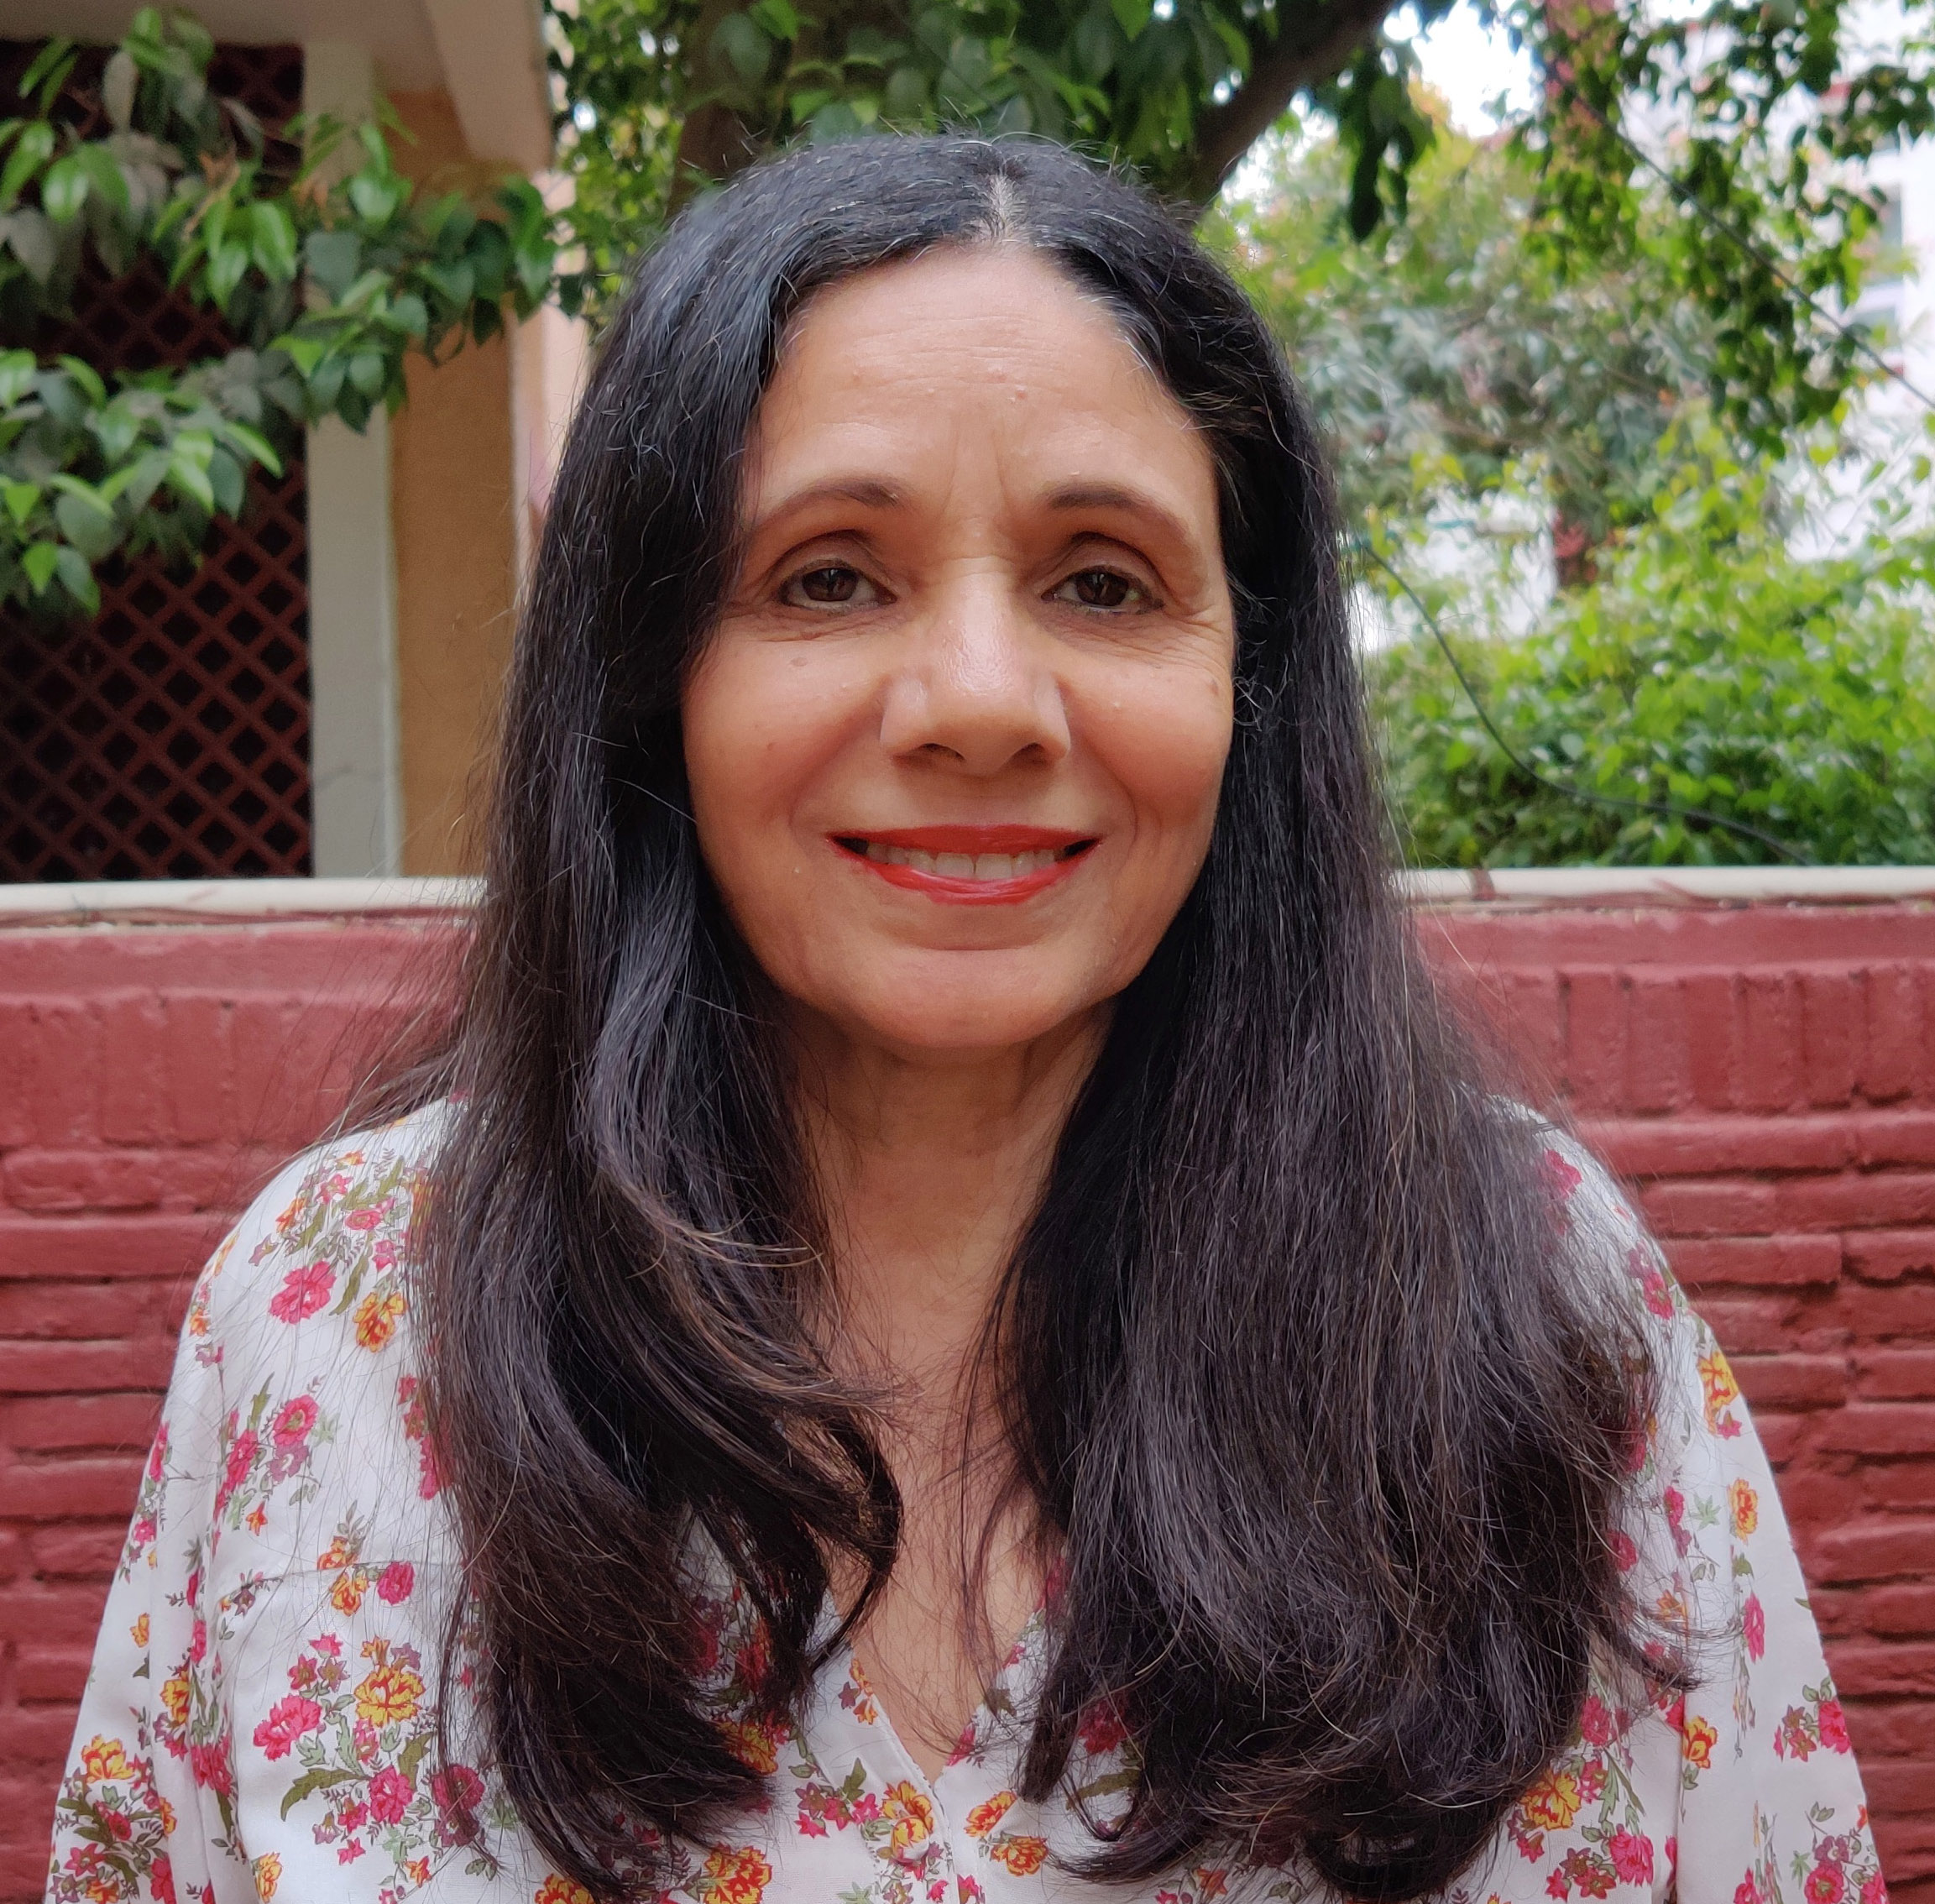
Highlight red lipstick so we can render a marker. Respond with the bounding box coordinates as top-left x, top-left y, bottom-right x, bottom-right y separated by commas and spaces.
830, 825, 1096, 905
